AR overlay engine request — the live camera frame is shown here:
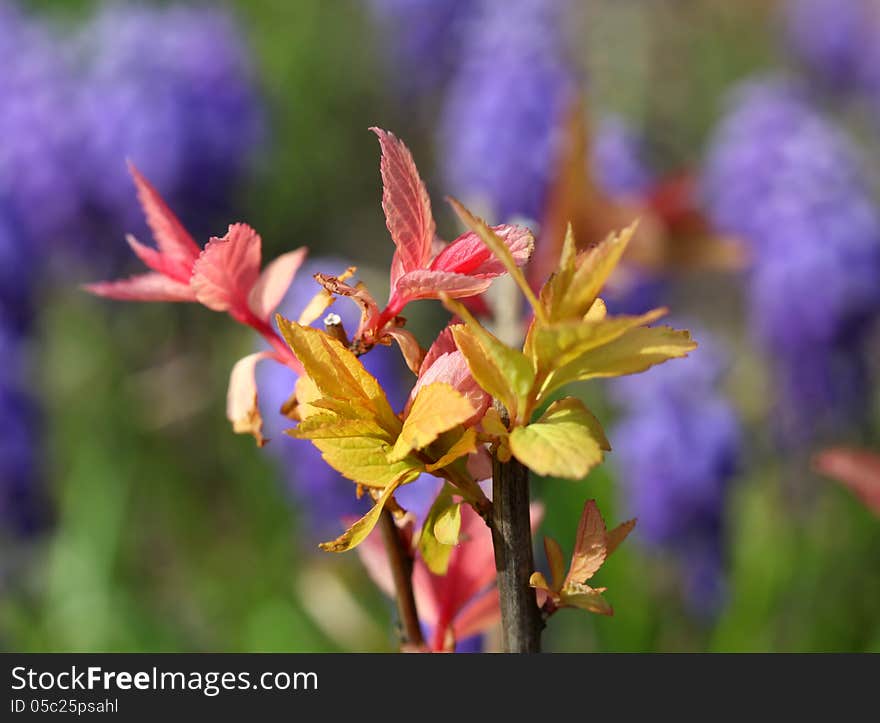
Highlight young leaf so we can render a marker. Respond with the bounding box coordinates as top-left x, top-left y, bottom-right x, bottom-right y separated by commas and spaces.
319, 473, 413, 552
247, 247, 307, 321
276, 316, 400, 434
191, 223, 262, 314
447, 198, 546, 323
527, 308, 667, 373
425, 427, 478, 472
434, 502, 462, 546
292, 429, 418, 489
544, 536, 567, 592
419, 486, 458, 574
226, 351, 273, 446
606, 518, 637, 555
389, 383, 476, 462
372, 127, 435, 280
541, 325, 696, 399
508, 397, 610, 479
444, 296, 535, 419
566, 500, 607, 585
